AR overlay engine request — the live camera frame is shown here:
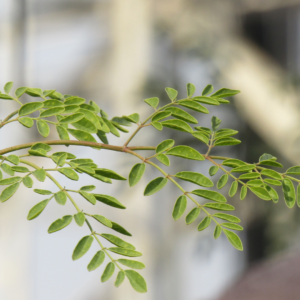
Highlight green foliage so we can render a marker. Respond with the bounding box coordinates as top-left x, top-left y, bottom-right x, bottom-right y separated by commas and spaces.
0, 81, 299, 292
